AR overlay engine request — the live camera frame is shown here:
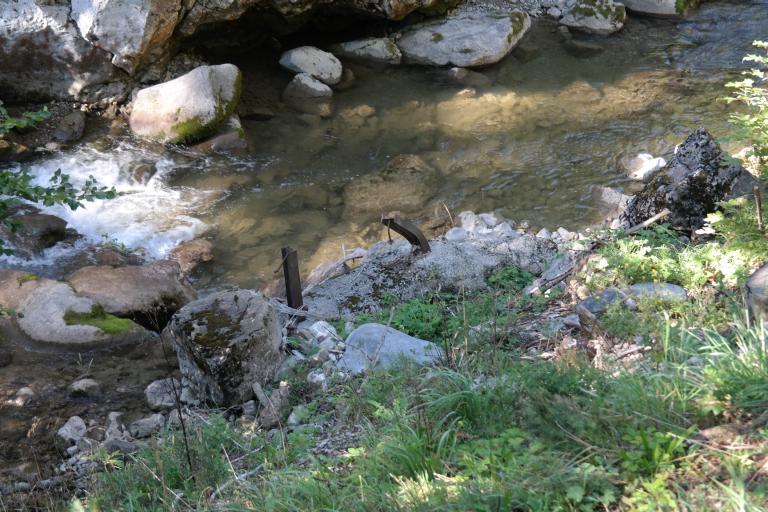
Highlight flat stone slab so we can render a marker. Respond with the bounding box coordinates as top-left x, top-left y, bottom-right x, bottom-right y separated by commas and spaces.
397, 11, 531, 68
338, 323, 443, 374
